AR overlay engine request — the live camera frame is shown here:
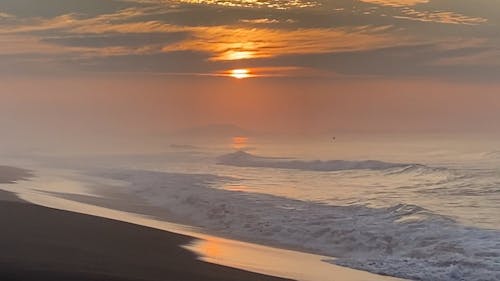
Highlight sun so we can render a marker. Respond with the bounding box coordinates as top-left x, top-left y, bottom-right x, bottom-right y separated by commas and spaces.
230, 69, 251, 79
